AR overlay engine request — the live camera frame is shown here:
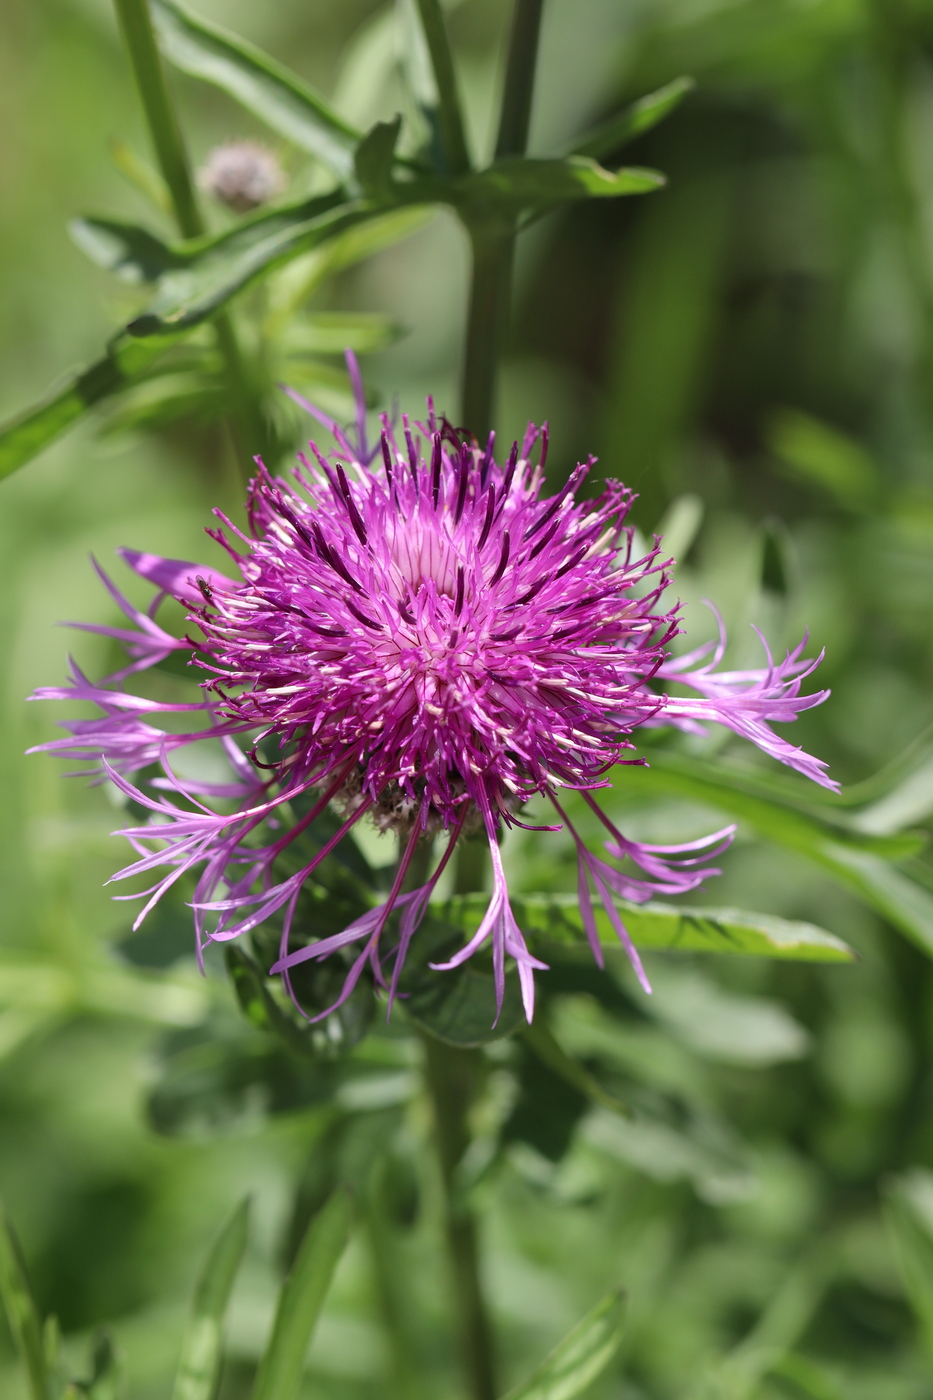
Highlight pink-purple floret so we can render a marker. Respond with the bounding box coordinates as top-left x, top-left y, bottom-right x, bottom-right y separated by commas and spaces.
30, 362, 836, 1024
